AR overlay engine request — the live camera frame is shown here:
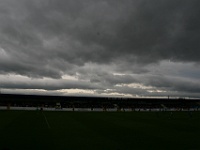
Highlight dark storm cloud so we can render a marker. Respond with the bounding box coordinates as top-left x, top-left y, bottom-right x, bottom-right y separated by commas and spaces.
0, 77, 102, 91
144, 75, 200, 94
0, 0, 200, 97
0, 0, 200, 77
